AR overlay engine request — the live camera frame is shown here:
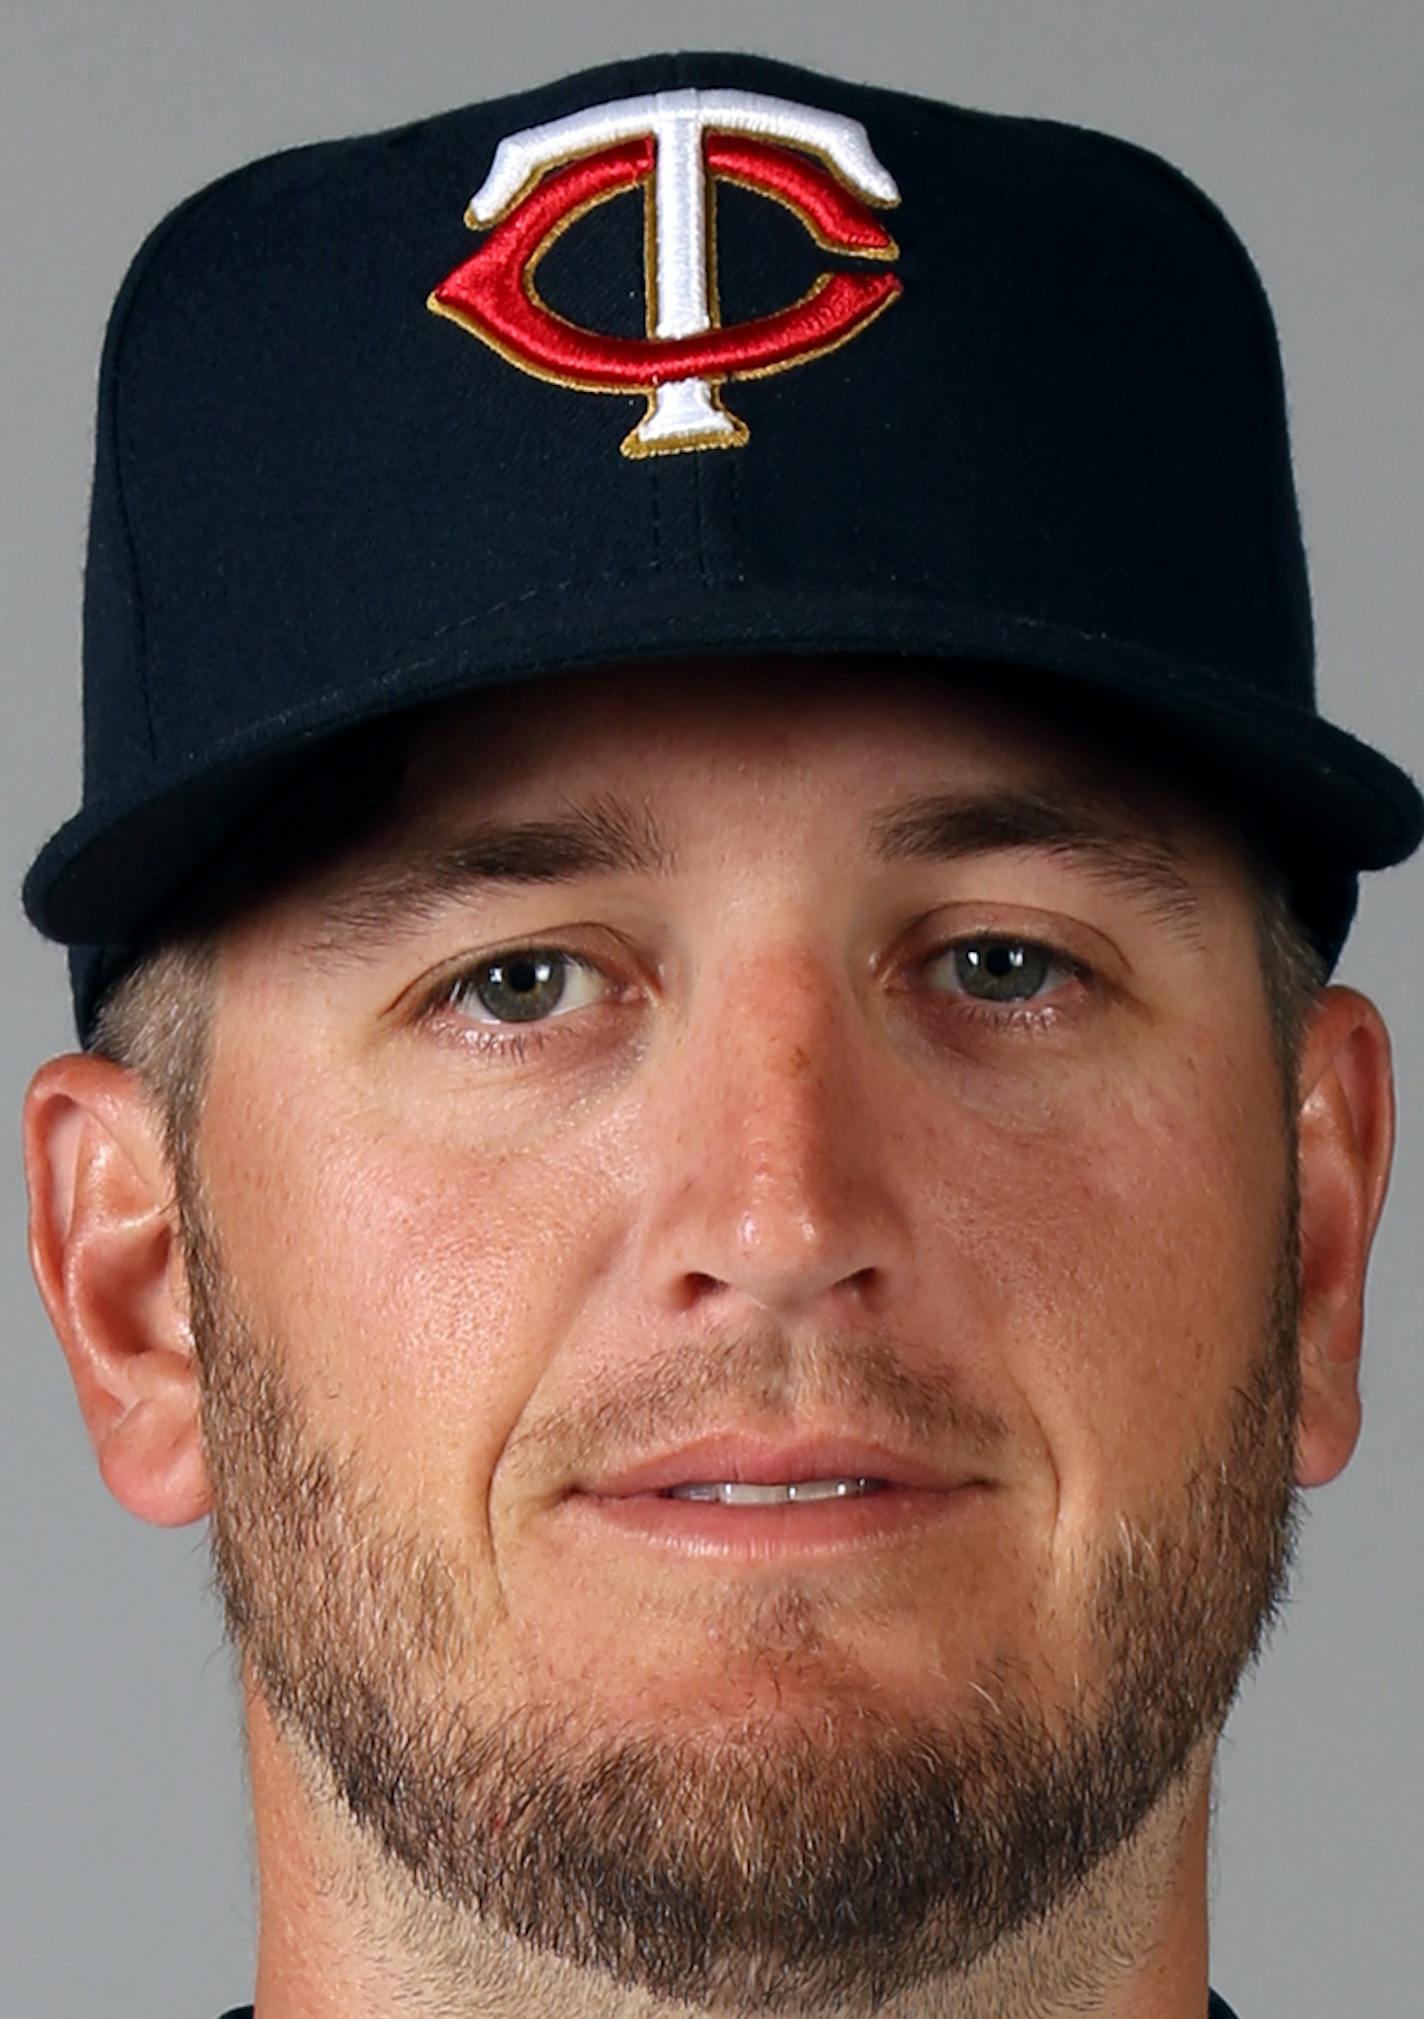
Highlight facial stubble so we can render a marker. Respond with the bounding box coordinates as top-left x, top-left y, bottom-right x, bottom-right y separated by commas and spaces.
183, 1156, 1305, 2019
